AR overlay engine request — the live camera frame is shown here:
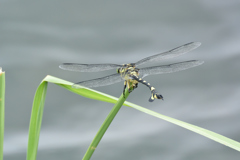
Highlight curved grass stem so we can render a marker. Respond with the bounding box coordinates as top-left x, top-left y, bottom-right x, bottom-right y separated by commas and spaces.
82, 88, 130, 160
